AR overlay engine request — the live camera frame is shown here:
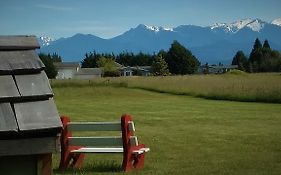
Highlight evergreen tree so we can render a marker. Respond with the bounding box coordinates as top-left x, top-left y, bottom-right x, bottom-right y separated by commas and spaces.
253, 38, 262, 50
165, 40, 199, 74
263, 39, 271, 49
38, 53, 58, 79
81, 52, 98, 68
249, 38, 263, 72
248, 39, 281, 72
232, 51, 248, 71
51, 52, 62, 62
151, 55, 170, 76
